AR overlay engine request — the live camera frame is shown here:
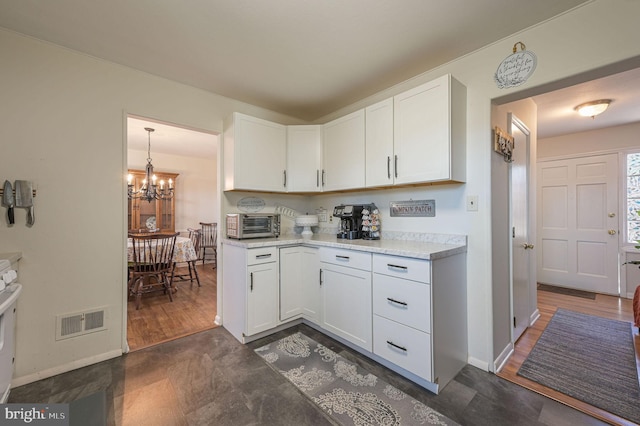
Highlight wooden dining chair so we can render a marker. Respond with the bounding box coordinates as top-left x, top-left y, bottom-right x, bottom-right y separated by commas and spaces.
128, 232, 178, 310
199, 222, 217, 268
171, 228, 202, 287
